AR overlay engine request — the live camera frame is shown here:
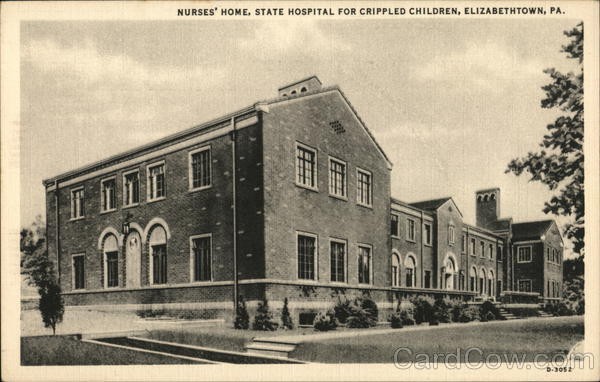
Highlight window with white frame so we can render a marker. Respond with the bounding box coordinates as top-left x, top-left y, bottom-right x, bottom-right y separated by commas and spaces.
149, 225, 168, 284
489, 244, 494, 260
391, 214, 399, 237
123, 170, 140, 206
72, 254, 85, 290
356, 169, 372, 207
330, 239, 346, 283
424, 223, 432, 246
553, 249, 557, 264
391, 253, 400, 287
103, 234, 119, 288
70, 187, 85, 219
296, 143, 317, 189
358, 245, 371, 284
405, 255, 416, 287
518, 279, 532, 292
406, 219, 416, 242
101, 178, 116, 212
480, 241, 485, 257
147, 162, 165, 200
448, 224, 455, 244
517, 246, 532, 263
328, 157, 346, 198
470, 238, 476, 256
191, 235, 212, 282
190, 147, 211, 190
297, 233, 316, 280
